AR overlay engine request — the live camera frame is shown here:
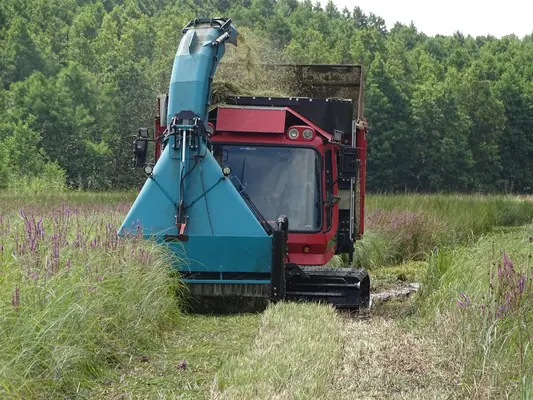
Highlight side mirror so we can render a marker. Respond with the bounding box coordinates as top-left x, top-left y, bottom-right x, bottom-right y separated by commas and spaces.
329, 195, 341, 205
340, 146, 358, 179
133, 128, 152, 168
325, 195, 341, 208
